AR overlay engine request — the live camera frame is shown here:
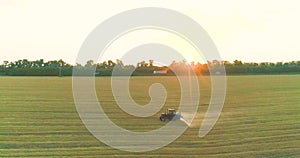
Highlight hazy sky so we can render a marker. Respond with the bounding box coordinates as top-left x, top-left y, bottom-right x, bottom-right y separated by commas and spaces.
0, 0, 300, 64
